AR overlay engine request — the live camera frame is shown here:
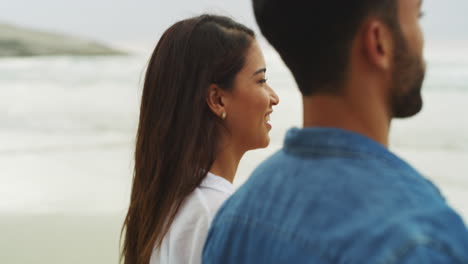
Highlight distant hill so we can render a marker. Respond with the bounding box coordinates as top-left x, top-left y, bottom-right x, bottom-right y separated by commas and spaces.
0, 24, 126, 57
